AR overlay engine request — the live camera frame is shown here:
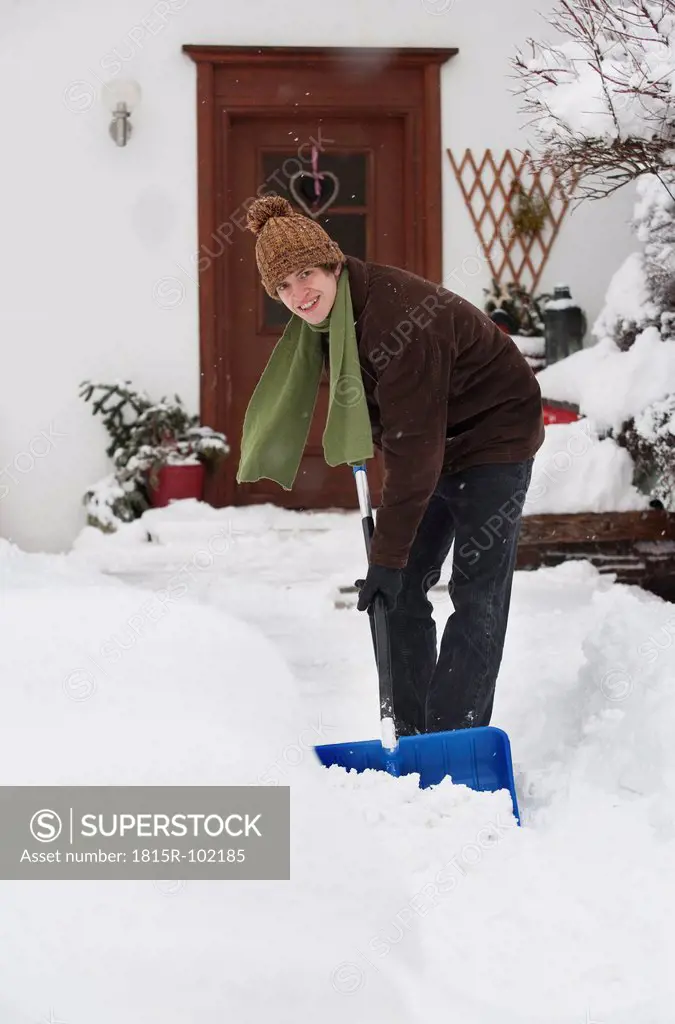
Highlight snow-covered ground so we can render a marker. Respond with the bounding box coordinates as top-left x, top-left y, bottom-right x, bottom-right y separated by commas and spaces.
1, 500, 675, 1021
